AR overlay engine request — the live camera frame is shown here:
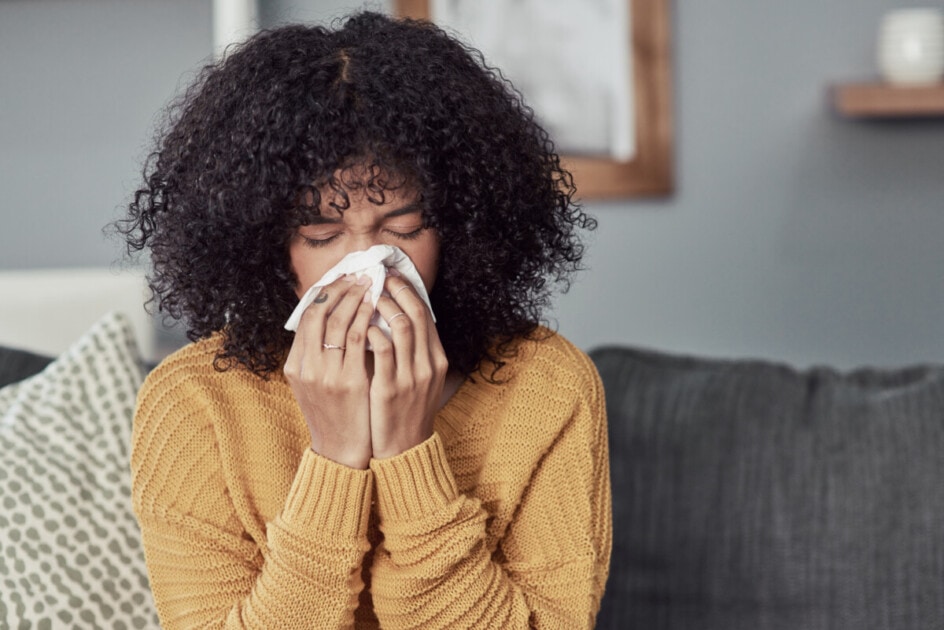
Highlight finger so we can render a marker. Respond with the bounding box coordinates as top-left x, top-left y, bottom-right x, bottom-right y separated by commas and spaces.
375, 294, 414, 373
427, 321, 449, 383
290, 275, 357, 377
384, 276, 432, 364
386, 277, 414, 304
341, 290, 375, 376
426, 316, 446, 362
389, 279, 447, 393
367, 326, 396, 384
306, 276, 359, 377
295, 274, 357, 349
323, 275, 372, 349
